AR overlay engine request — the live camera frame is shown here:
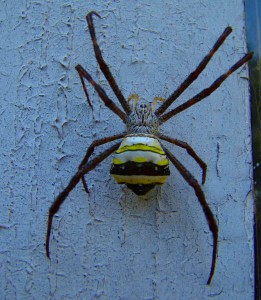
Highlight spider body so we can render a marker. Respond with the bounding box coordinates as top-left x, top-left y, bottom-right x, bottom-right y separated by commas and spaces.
110, 134, 170, 195
112, 98, 170, 195
46, 11, 253, 285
